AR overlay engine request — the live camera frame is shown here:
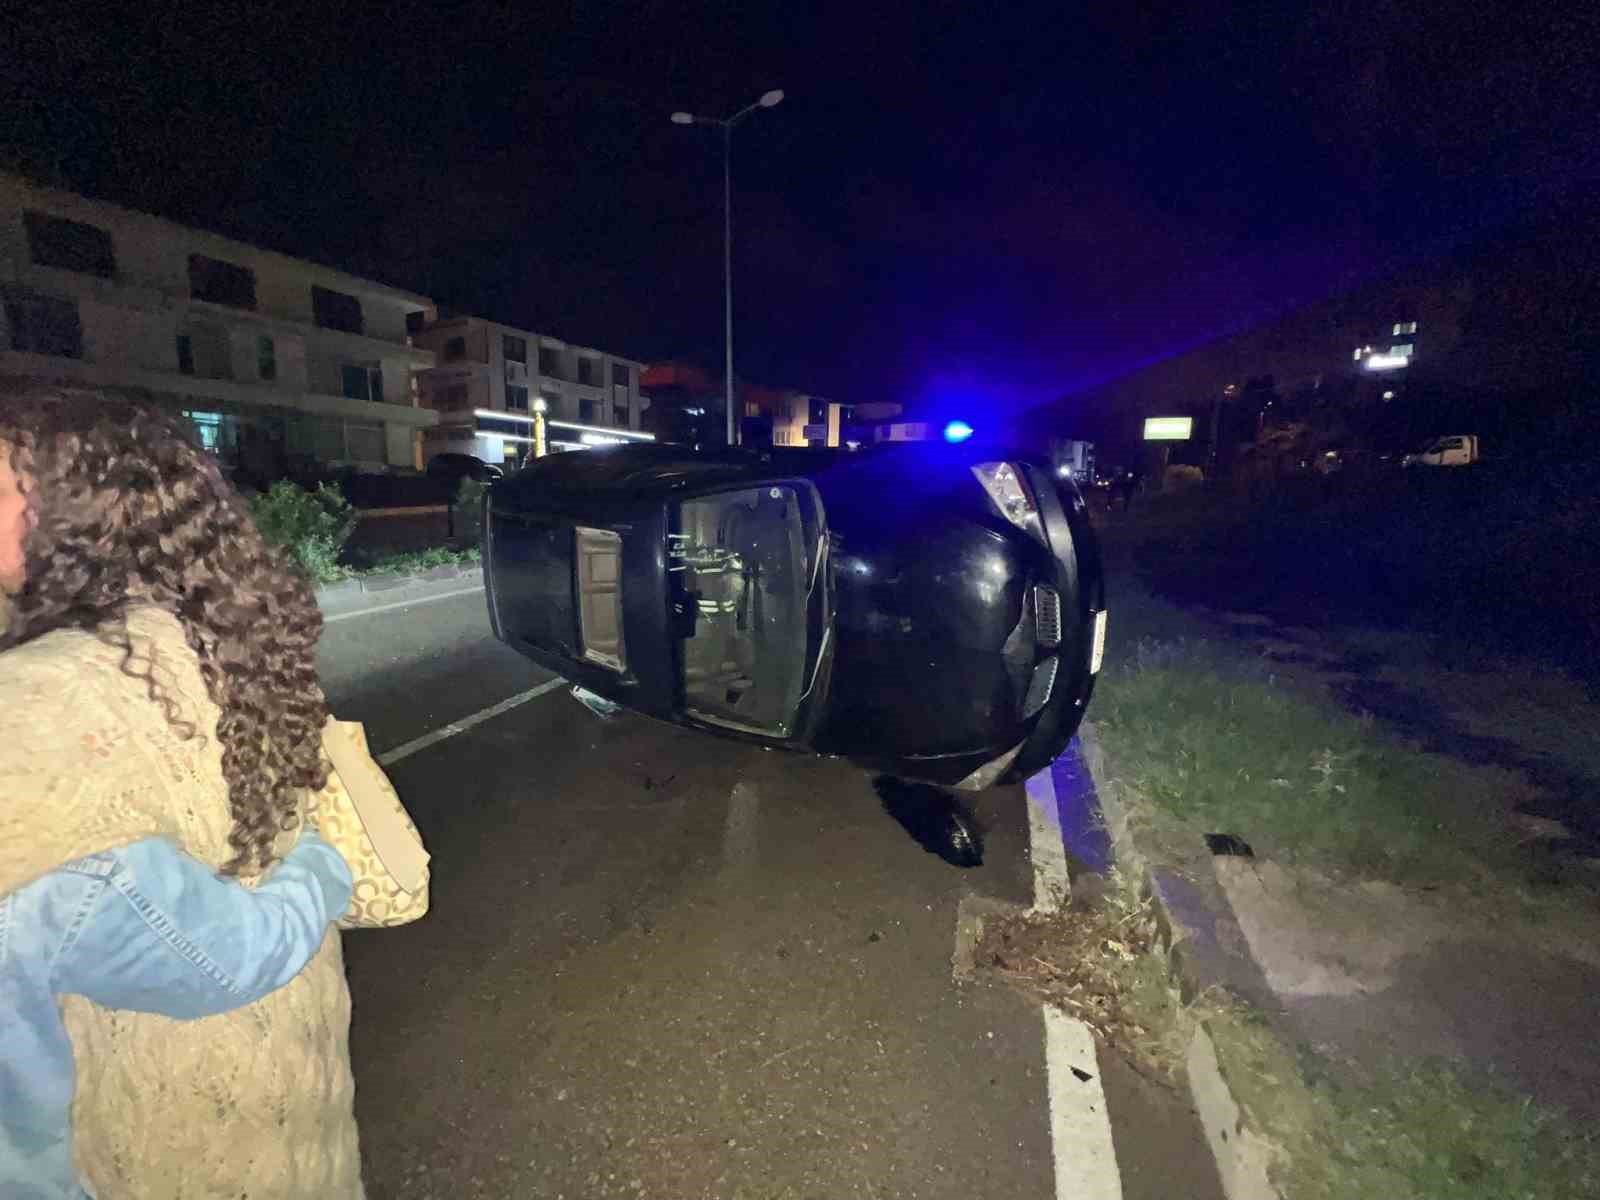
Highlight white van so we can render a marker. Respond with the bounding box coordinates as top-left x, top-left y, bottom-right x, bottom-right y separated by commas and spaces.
1403, 435, 1480, 468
